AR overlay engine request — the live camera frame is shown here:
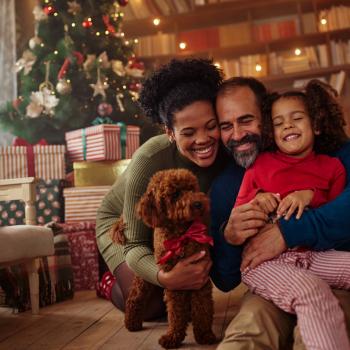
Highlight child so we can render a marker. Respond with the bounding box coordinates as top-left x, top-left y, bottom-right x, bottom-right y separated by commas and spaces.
235, 79, 350, 350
